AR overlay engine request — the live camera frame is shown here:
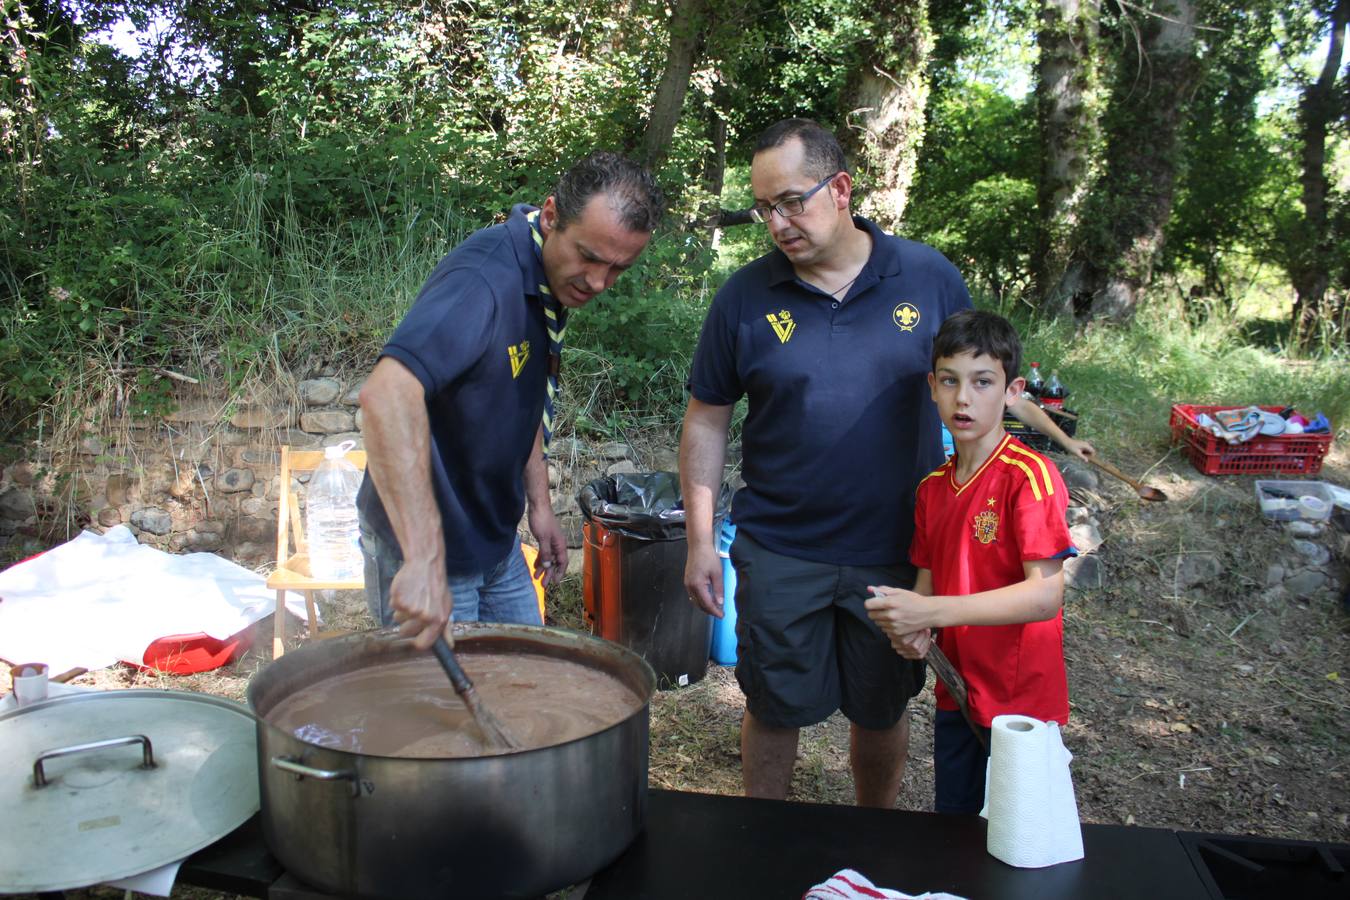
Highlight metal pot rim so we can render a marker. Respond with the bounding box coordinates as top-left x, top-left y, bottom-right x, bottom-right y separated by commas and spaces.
247, 623, 656, 760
